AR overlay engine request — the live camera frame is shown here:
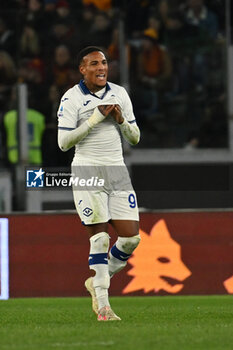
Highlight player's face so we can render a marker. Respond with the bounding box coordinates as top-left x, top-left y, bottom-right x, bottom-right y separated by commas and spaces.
79, 51, 108, 92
